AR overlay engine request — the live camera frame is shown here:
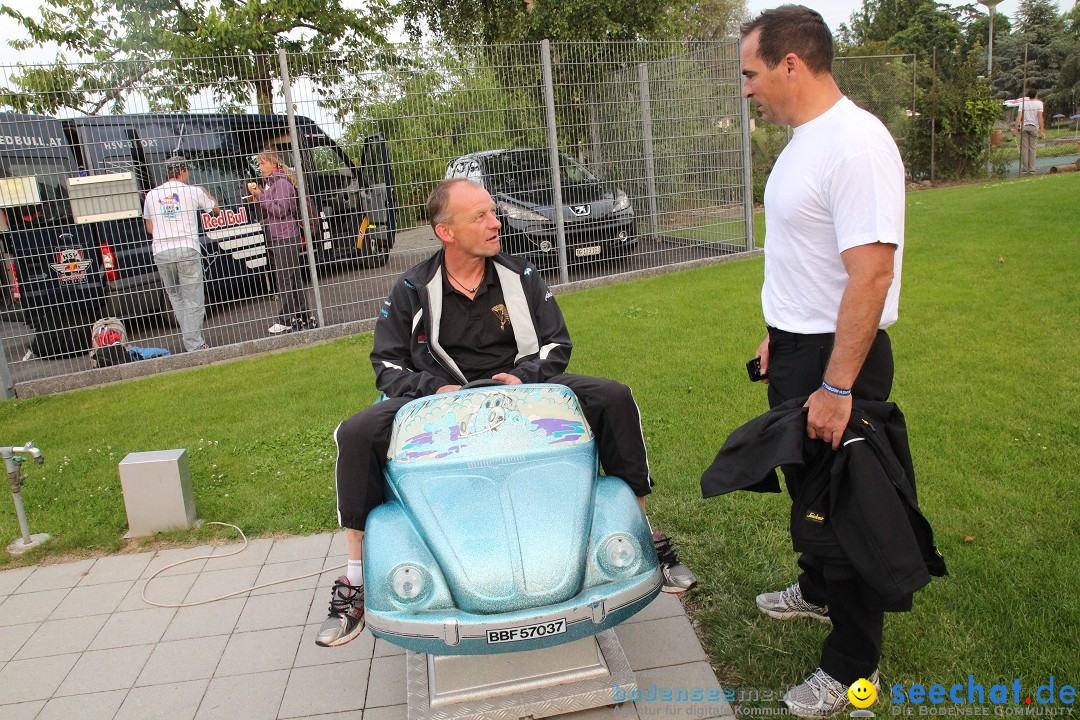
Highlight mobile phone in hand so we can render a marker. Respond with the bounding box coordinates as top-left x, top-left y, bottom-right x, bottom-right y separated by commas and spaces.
746, 356, 767, 382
